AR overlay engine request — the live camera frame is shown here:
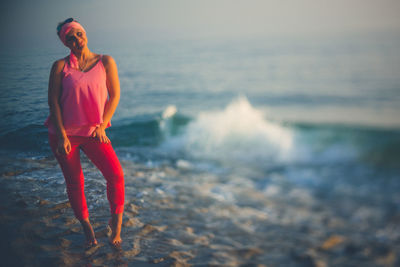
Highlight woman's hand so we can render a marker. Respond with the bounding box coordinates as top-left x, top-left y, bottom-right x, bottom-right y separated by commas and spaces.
92, 126, 110, 143
56, 136, 72, 155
